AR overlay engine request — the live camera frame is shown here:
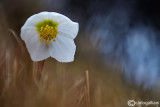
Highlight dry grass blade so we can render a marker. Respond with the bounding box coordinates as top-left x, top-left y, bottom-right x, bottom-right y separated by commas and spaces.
8, 29, 25, 53
4, 48, 11, 90
8, 29, 22, 45
85, 70, 90, 107
33, 61, 38, 86
37, 60, 45, 81
67, 77, 84, 94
